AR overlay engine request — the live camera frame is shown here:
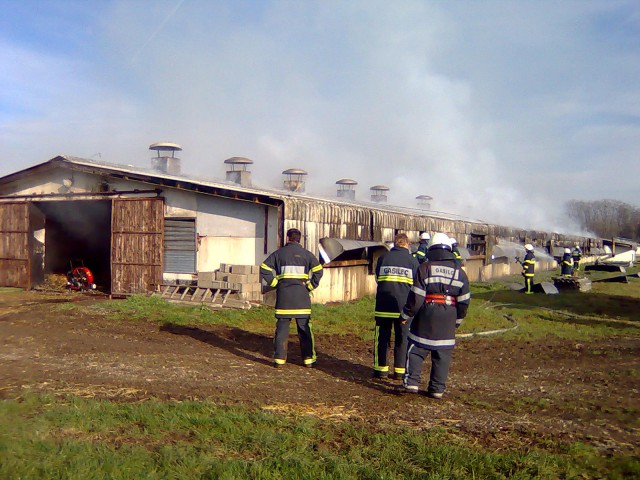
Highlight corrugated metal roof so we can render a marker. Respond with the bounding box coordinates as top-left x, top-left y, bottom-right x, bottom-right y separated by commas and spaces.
2, 154, 487, 225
